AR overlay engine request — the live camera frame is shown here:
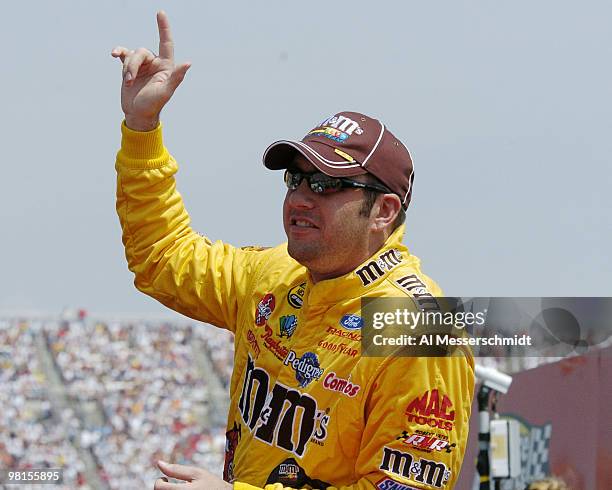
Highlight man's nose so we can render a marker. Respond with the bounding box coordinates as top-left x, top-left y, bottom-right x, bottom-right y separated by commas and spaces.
286, 180, 315, 208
